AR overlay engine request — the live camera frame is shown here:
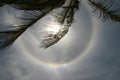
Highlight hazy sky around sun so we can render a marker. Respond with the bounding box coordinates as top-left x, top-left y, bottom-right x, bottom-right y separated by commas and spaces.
0, 0, 120, 80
